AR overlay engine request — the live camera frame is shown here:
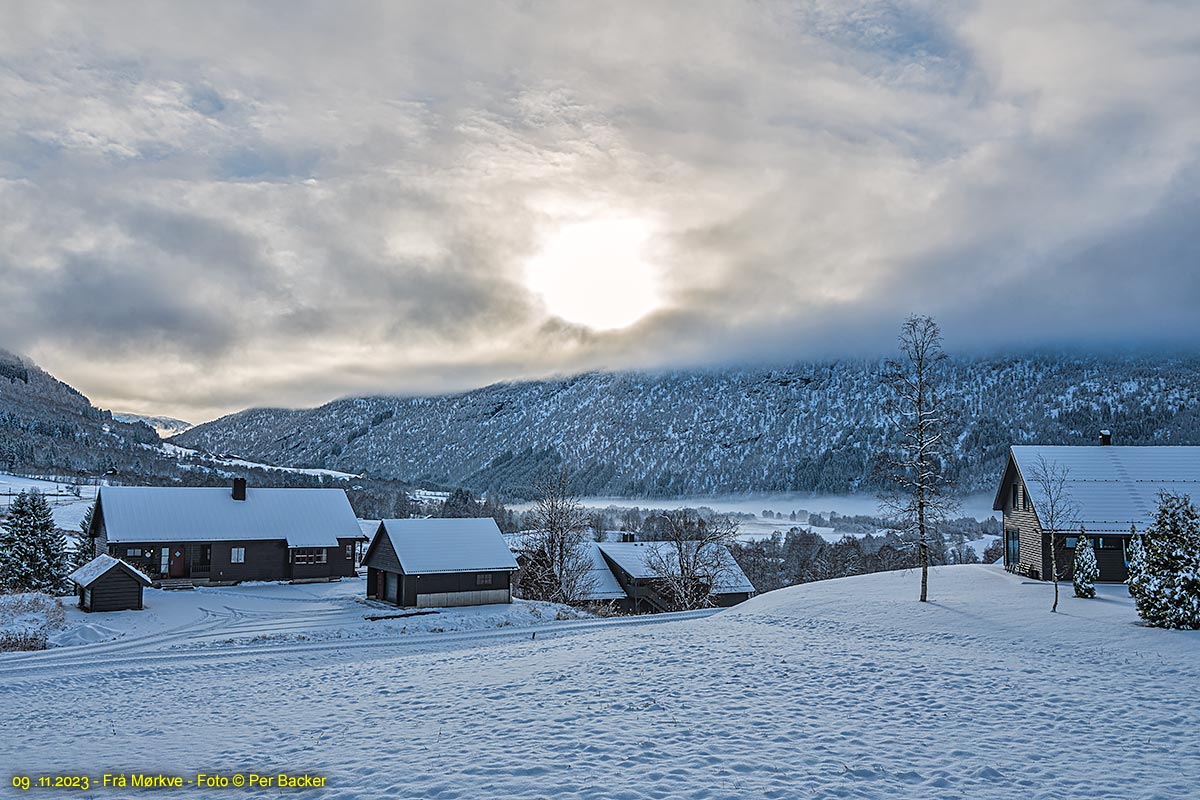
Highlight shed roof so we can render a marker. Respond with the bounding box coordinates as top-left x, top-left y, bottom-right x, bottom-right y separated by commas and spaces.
374, 518, 519, 574
97, 486, 362, 547
68, 554, 153, 588
597, 541, 756, 594
999, 446, 1200, 532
